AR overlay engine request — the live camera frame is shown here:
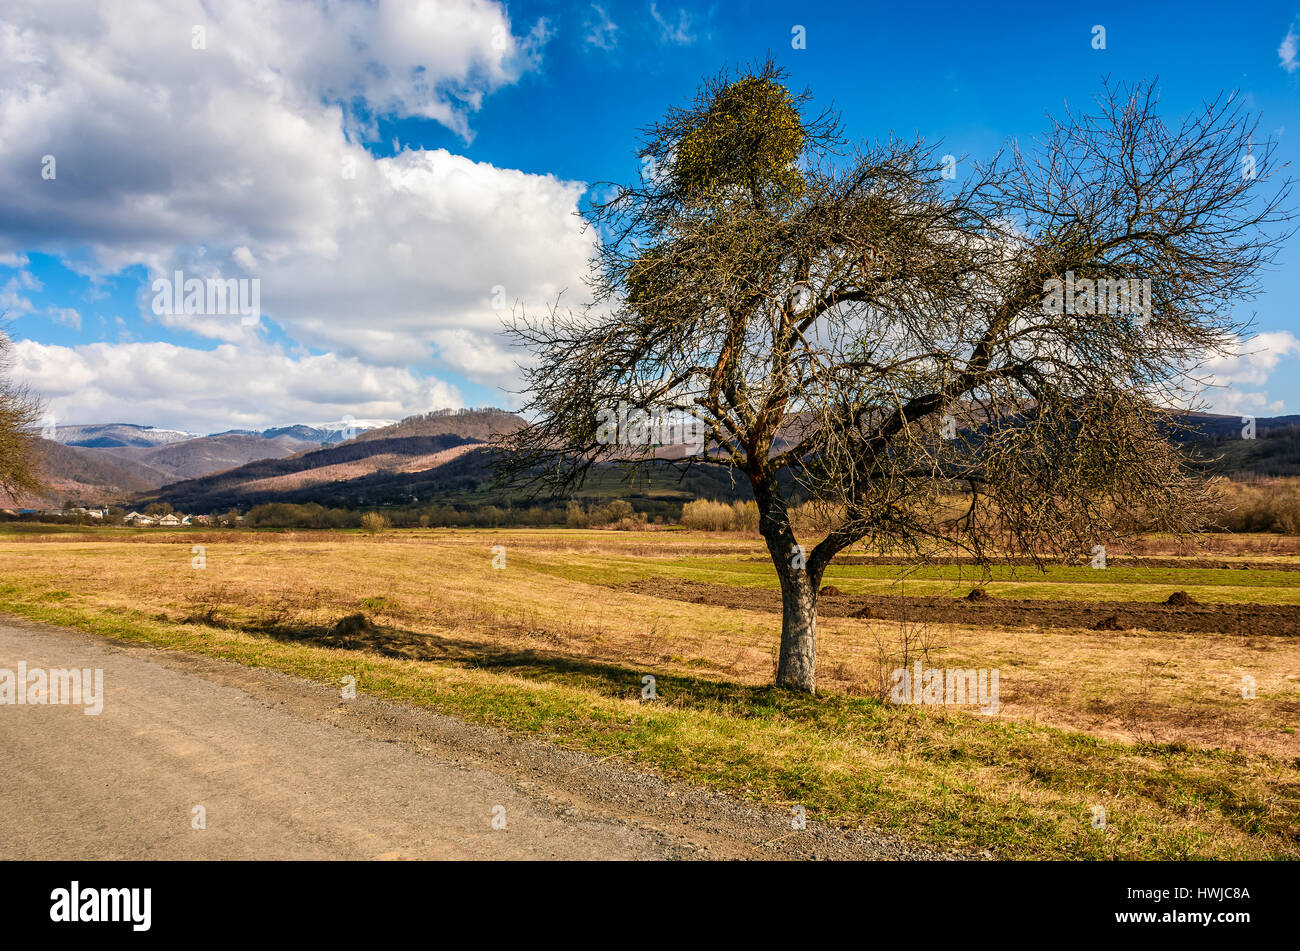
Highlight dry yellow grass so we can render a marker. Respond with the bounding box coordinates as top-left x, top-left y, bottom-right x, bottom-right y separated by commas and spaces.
2, 525, 1296, 858
1, 526, 1294, 757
